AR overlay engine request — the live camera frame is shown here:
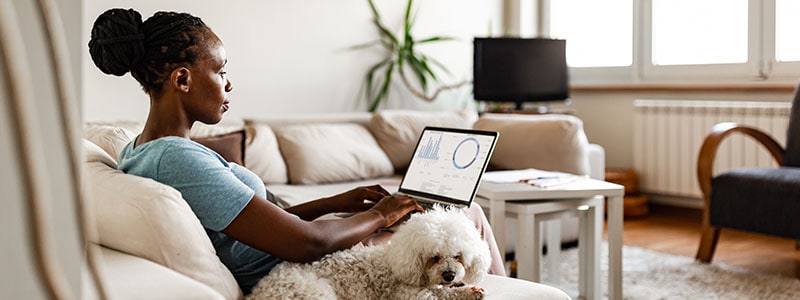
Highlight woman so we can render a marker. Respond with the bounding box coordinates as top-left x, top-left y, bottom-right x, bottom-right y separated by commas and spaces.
88, 8, 505, 294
